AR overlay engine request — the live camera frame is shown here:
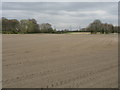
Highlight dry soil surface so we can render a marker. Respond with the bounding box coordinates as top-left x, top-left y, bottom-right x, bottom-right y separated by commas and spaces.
2, 34, 118, 88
